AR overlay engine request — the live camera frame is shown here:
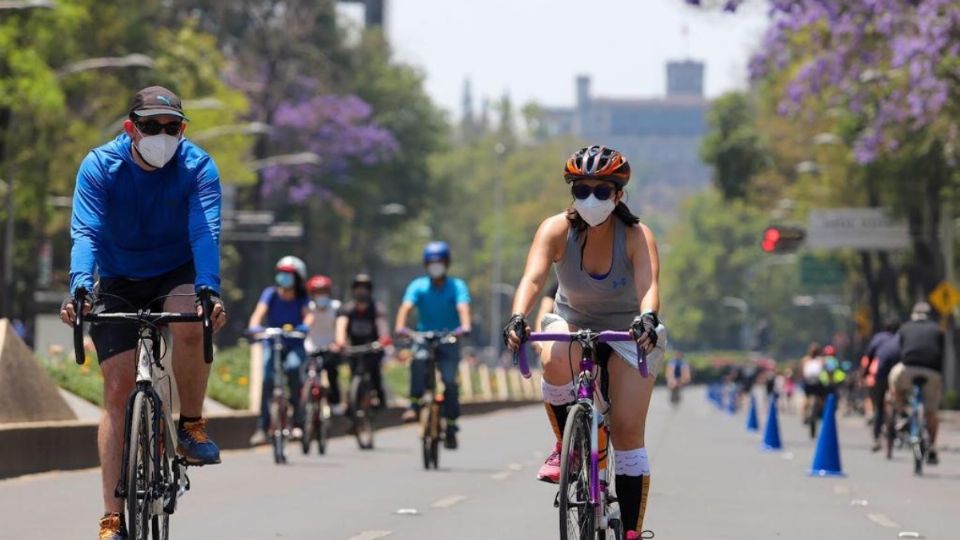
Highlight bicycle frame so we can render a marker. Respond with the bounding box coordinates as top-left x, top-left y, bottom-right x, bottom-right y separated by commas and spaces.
72, 288, 215, 533
521, 330, 645, 531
